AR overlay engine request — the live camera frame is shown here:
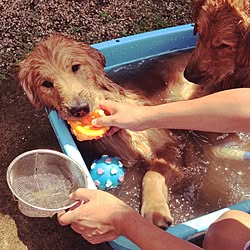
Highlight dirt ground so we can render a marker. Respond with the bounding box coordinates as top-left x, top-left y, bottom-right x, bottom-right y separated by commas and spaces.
0, 74, 113, 249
